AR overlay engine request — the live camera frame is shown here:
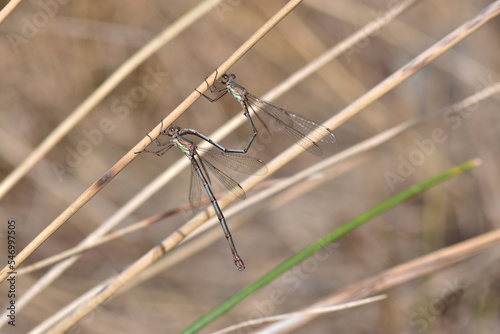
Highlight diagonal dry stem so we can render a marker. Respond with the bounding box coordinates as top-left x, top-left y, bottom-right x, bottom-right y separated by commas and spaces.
1, 1, 310, 329
255, 226, 500, 333
132, 81, 499, 284
0, 0, 304, 284
0, 0, 226, 202
0, 0, 23, 25
180, 80, 500, 243
212, 295, 387, 334
0, 0, 230, 284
